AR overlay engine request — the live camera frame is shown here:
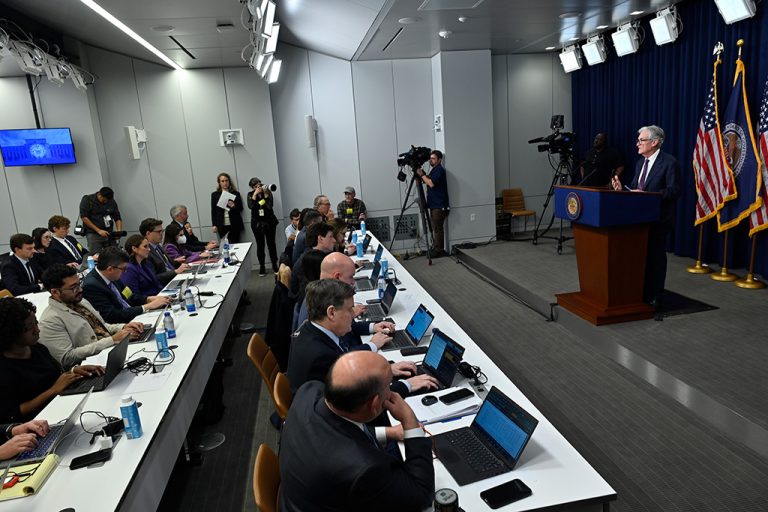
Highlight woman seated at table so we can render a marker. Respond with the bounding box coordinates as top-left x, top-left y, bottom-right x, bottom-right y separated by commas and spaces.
122, 235, 163, 296
31, 227, 54, 271
163, 223, 210, 264
0, 297, 105, 424
0, 420, 50, 460
329, 218, 356, 256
